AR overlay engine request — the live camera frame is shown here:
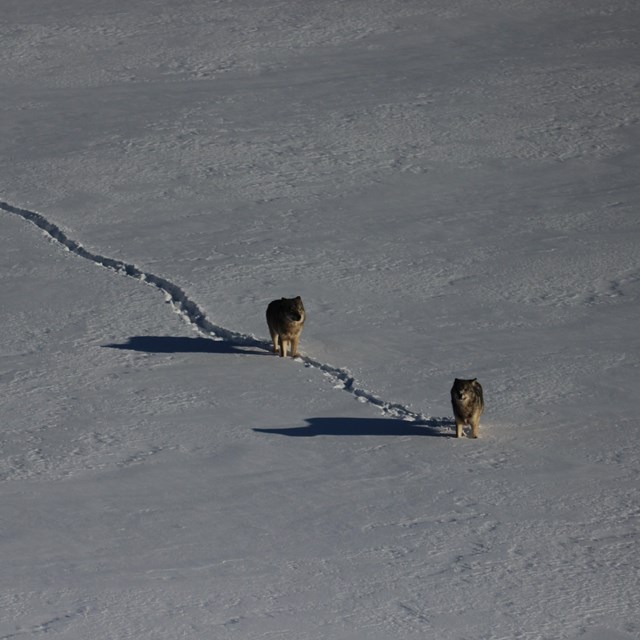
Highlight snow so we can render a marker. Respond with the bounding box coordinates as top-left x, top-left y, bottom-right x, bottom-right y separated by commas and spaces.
1, 0, 640, 638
